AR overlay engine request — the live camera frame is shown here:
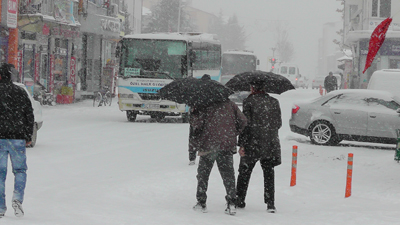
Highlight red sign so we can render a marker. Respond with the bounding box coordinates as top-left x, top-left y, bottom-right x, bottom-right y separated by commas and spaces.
7, 0, 18, 28
43, 24, 50, 36
70, 56, 76, 86
34, 53, 40, 82
49, 54, 55, 93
